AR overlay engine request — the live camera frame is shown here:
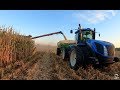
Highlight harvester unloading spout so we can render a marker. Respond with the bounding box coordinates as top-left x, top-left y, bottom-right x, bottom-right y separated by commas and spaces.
31, 31, 67, 40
